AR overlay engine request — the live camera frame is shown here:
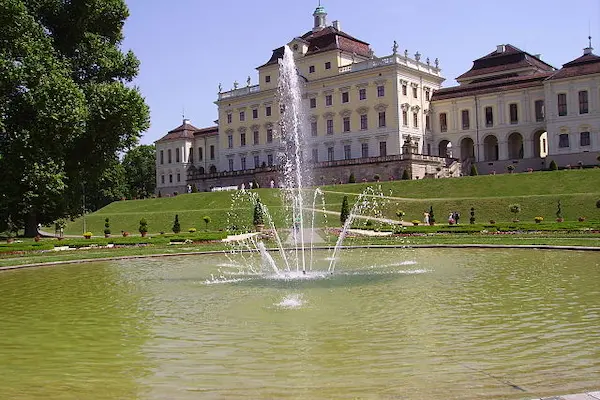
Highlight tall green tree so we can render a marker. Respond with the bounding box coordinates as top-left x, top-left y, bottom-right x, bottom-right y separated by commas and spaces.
0, 0, 150, 236
122, 144, 156, 199
340, 196, 350, 224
